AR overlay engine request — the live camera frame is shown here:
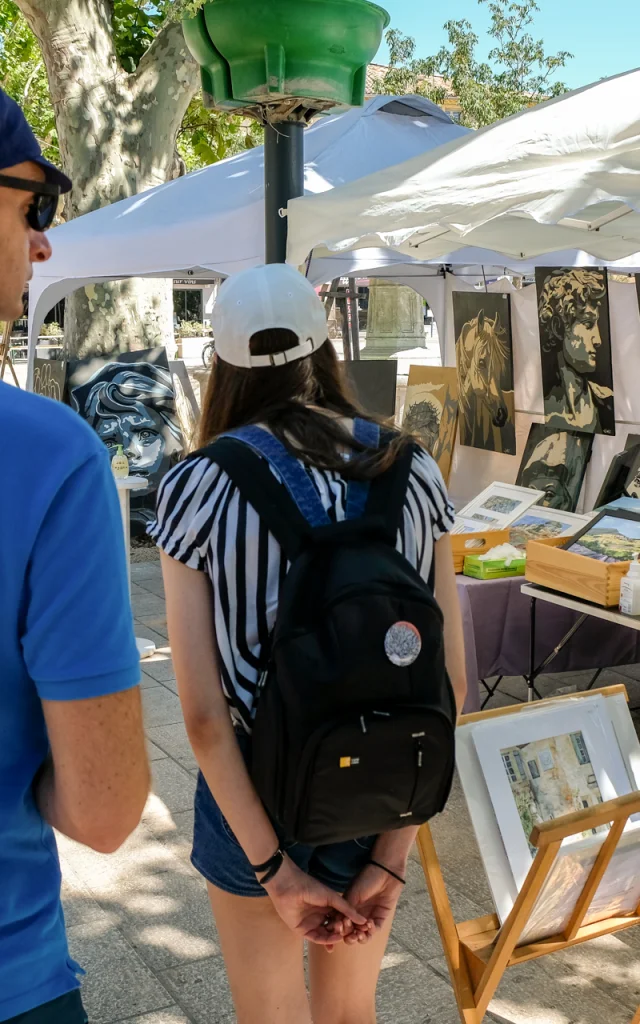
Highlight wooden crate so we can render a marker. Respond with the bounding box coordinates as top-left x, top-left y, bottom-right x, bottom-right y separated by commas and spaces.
451, 529, 510, 574
525, 538, 629, 607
